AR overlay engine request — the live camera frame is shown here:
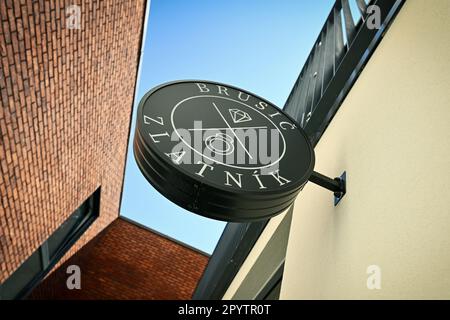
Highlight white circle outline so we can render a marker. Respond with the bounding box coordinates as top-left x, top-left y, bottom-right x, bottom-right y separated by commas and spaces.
170, 95, 286, 170
205, 133, 234, 155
